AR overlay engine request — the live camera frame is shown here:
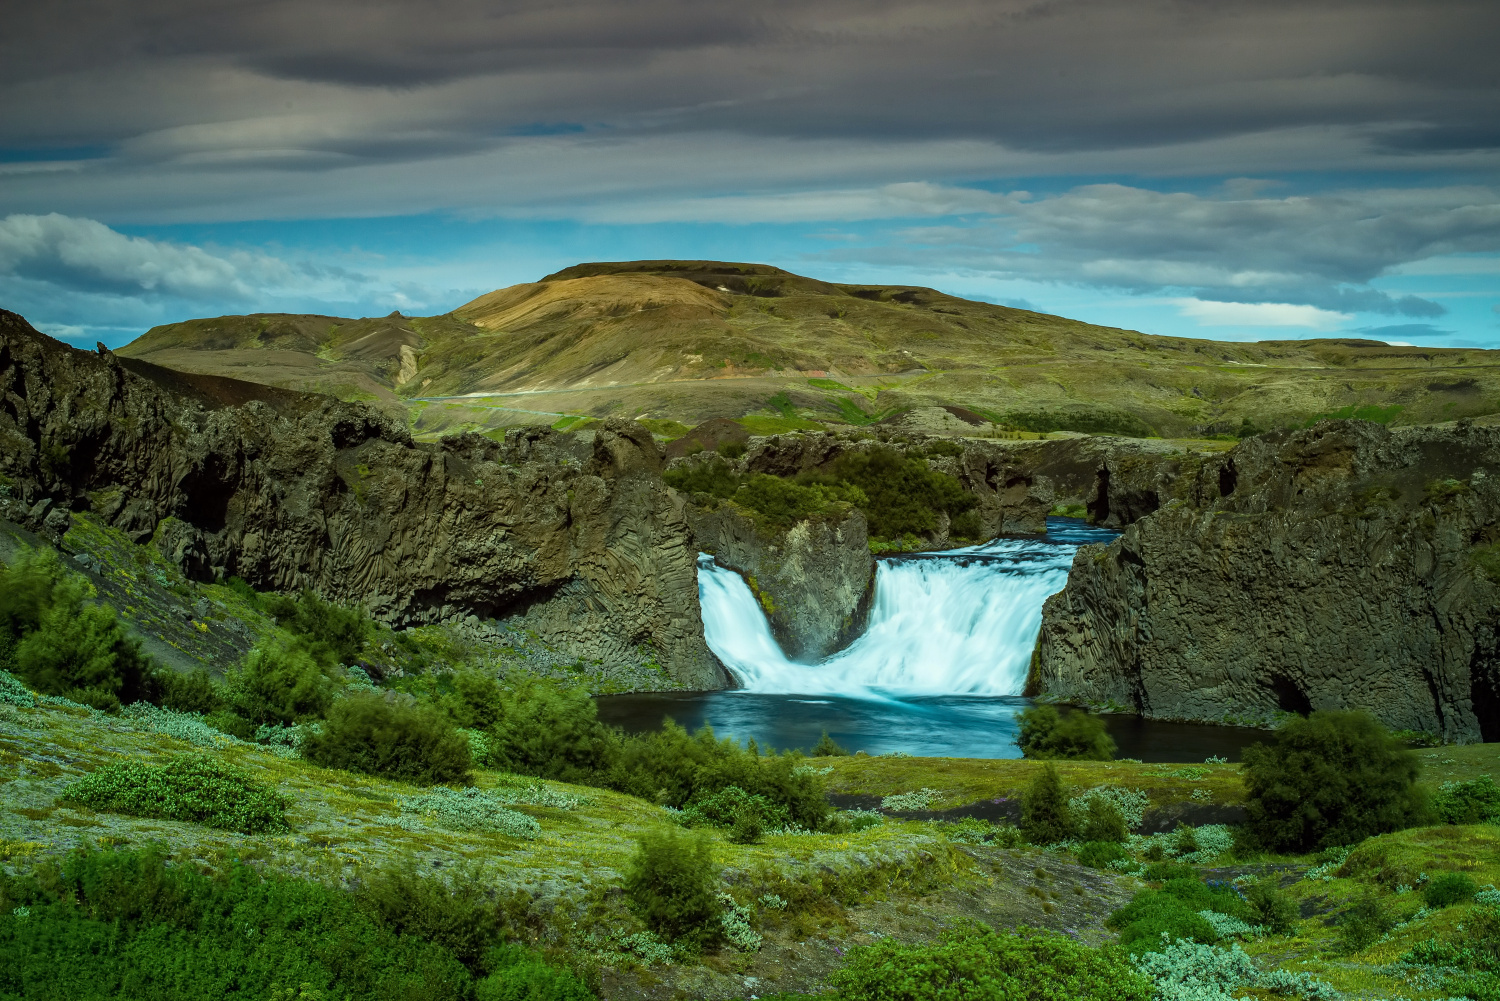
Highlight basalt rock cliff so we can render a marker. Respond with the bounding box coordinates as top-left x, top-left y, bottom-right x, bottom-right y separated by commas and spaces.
1032, 420, 1500, 742
0, 311, 723, 689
